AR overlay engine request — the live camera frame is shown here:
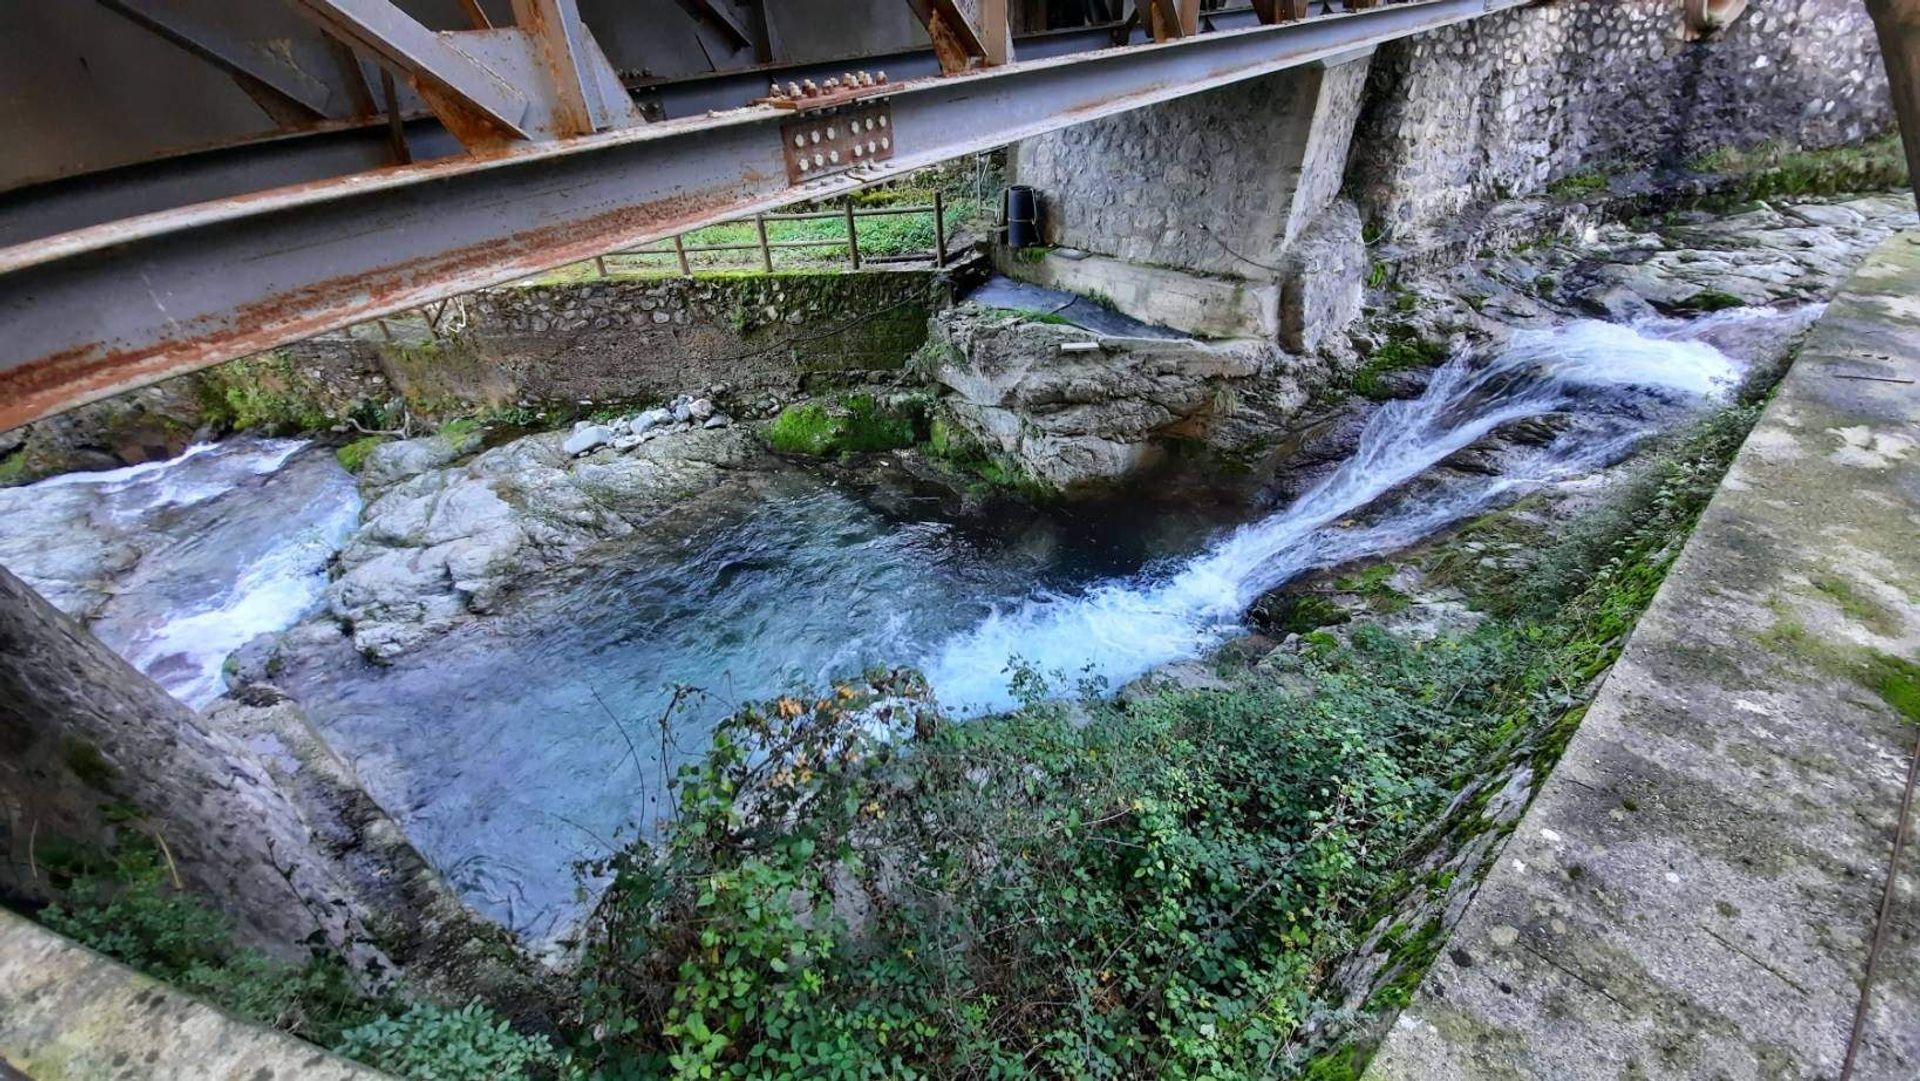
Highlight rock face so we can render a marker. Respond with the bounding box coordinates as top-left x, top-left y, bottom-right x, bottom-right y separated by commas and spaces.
926, 309, 1276, 490
357, 425, 485, 490
331, 425, 757, 660
0, 567, 396, 961
1562, 196, 1914, 313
